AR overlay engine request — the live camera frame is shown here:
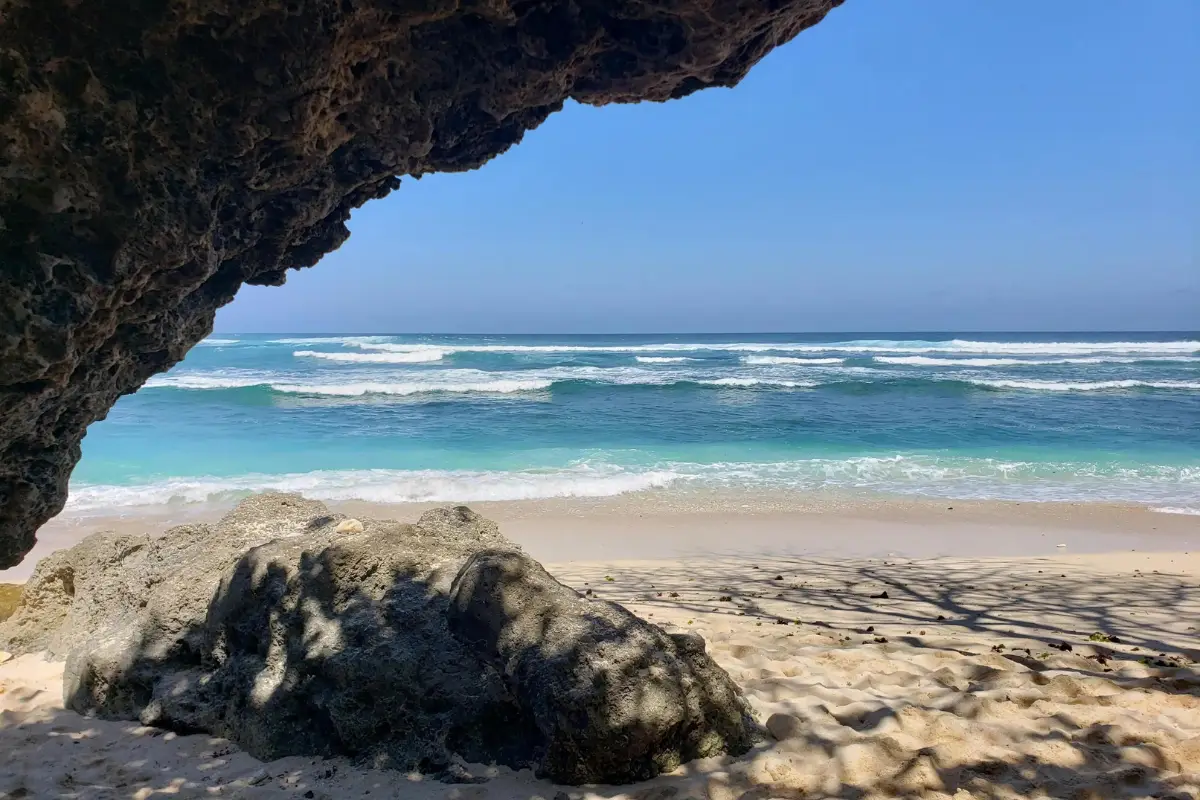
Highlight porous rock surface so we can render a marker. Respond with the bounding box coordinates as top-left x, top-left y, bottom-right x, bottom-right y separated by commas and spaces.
0, 494, 758, 783
0, 0, 843, 567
